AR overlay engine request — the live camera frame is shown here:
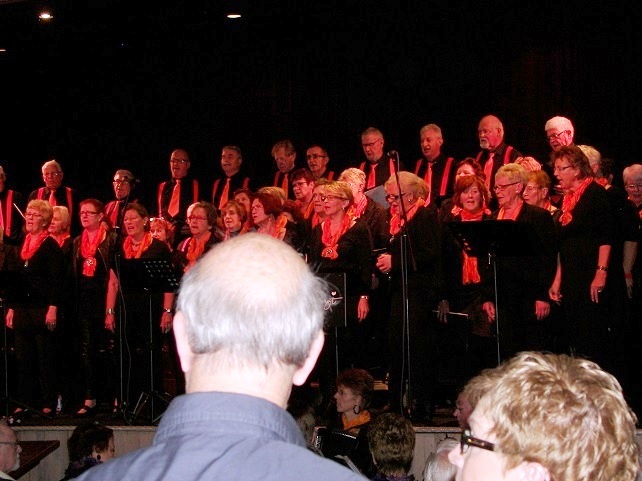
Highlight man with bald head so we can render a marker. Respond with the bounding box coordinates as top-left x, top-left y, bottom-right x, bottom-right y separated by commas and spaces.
0, 421, 21, 480
78, 234, 364, 481
157, 148, 200, 245
475, 115, 522, 190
